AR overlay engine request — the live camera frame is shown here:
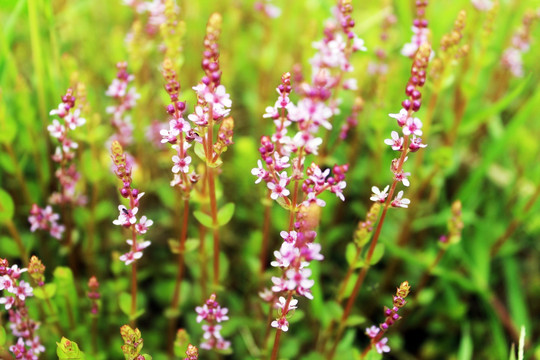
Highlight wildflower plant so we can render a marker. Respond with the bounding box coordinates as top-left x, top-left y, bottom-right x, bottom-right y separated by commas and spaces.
111, 140, 152, 323
2, 0, 540, 359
